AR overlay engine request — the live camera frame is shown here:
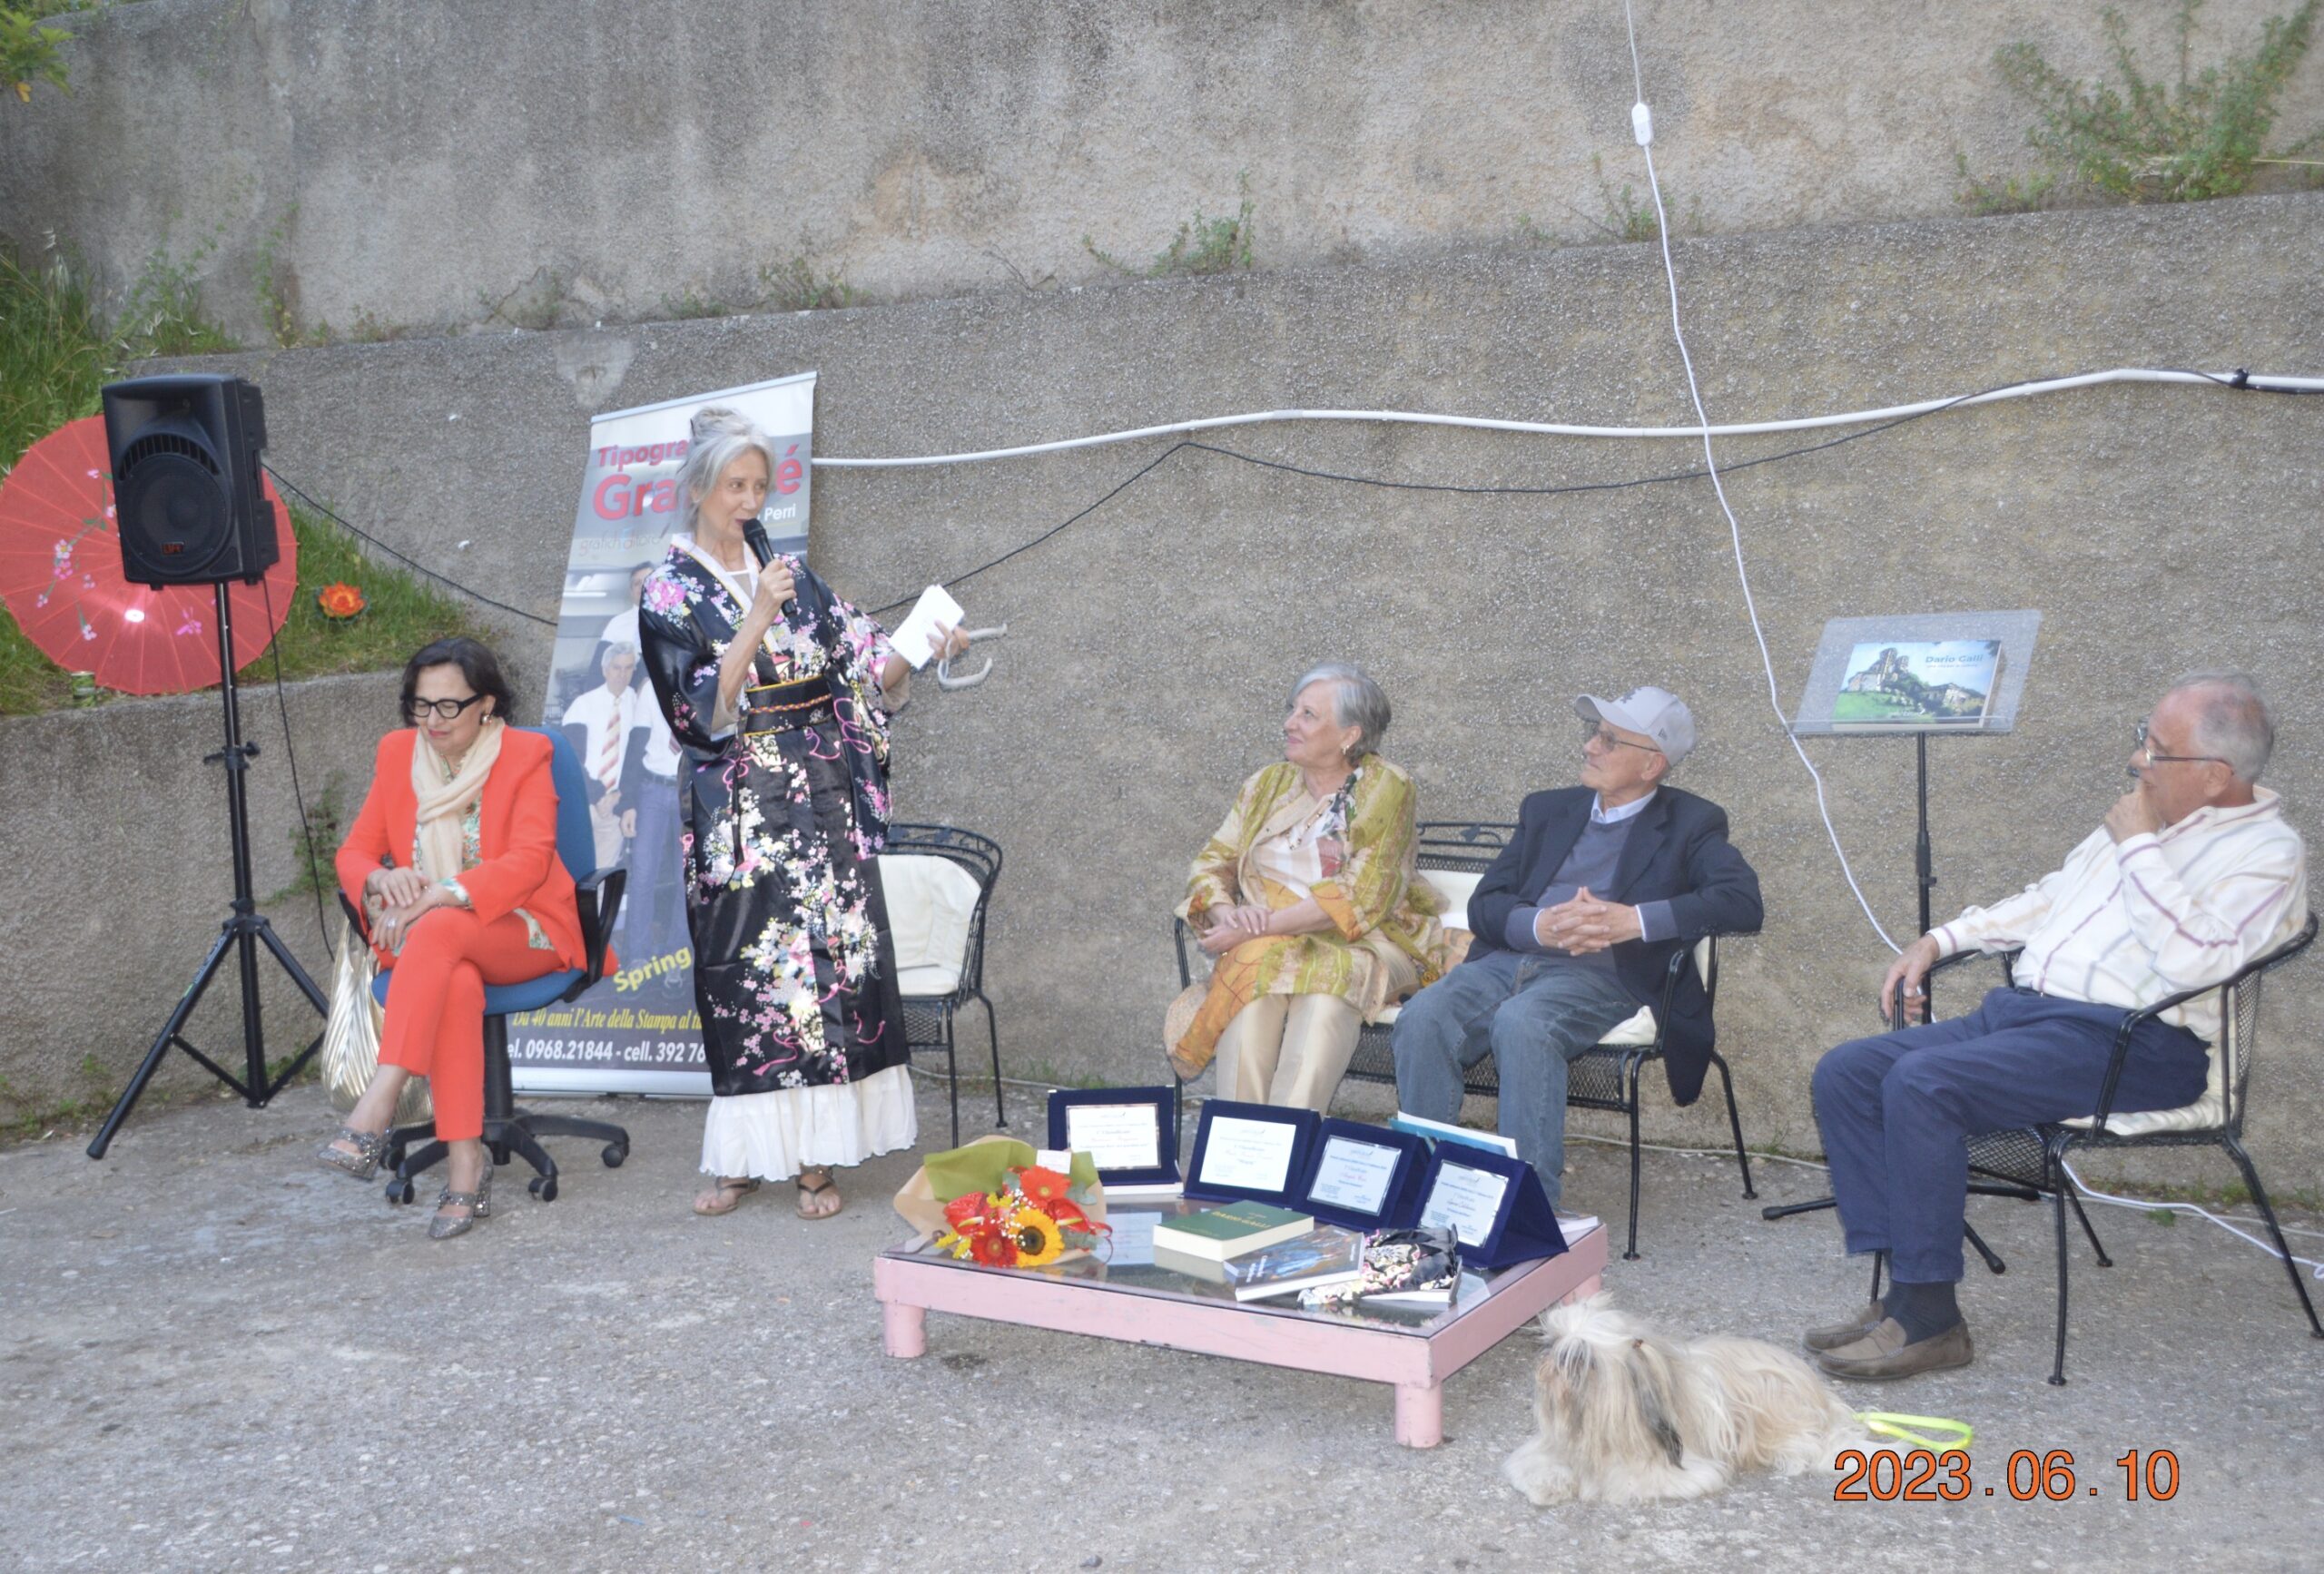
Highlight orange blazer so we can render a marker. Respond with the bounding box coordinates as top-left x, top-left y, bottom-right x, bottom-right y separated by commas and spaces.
335, 728, 588, 971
